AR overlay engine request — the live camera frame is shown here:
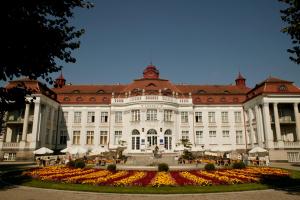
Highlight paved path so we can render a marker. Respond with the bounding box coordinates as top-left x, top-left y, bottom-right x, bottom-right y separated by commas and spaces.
0, 185, 299, 200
